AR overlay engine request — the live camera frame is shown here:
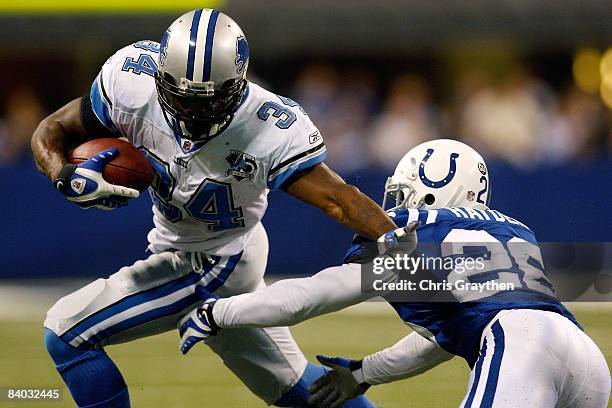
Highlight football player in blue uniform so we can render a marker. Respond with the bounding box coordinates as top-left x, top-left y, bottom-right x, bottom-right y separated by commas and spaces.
180, 139, 611, 407
31, 9, 400, 408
